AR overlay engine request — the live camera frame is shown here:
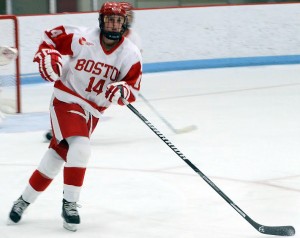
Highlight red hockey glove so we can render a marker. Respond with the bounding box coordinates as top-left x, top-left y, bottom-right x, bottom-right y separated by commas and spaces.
33, 48, 62, 82
105, 81, 131, 105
